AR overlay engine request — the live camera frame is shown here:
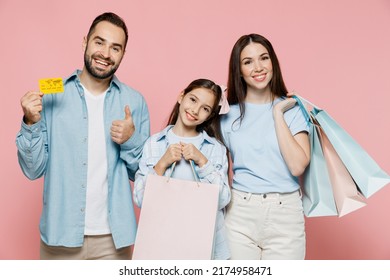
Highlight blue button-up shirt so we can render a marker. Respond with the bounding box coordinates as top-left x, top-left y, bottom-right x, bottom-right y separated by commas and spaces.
16, 70, 150, 249
134, 126, 231, 259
